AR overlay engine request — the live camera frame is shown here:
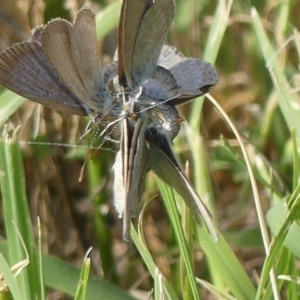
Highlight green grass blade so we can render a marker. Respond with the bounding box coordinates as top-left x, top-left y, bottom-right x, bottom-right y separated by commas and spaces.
43, 255, 136, 300
131, 225, 179, 300
37, 218, 46, 300
251, 8, 300, 147
0, 130, 41, 299
0, 91, 24, 128
96, 1, 121, 40
156, 178, 200, 300
0, 254, 23, 300
190, 0, 233, 127
197, 228, 256, 300
74, 254, 91, 300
